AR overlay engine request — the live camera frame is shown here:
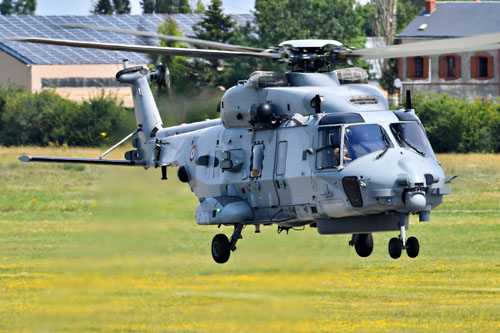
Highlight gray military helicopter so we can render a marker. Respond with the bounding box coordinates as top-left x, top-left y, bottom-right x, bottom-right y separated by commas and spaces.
14, 26, 500, 263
